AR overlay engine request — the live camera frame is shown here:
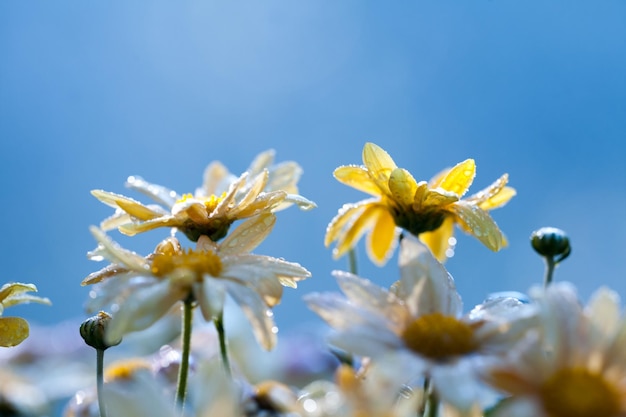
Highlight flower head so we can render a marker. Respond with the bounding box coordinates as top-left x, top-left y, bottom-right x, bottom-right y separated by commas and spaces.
306, 235, 533, 410
83, 213, 311, 350
326, 142, 515, 264
485, 282, 626, 417
0, 282, 51, 347
92, 150, 315, 242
